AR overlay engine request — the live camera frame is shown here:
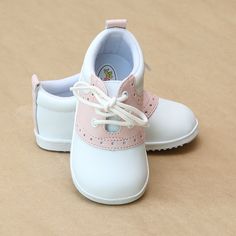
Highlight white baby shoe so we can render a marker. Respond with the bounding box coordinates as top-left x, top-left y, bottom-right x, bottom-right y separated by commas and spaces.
70, 19, 149, 204
32, 20, 198, 153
